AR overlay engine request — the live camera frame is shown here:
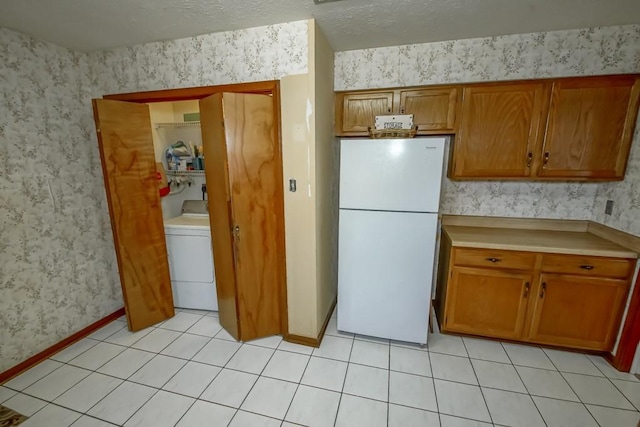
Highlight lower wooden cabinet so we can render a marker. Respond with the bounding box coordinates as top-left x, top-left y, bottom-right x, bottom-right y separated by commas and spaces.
526, 274, 629, 350
446, 267, 531, 340
436, 238, 634, 352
